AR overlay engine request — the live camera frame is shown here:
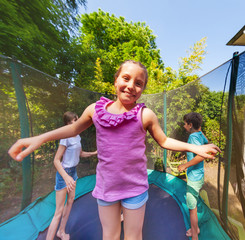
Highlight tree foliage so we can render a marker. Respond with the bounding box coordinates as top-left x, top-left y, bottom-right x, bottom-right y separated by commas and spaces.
0, 0, 86, 81
74, 9, 163, 93
144, 38, 207, 94
178, 37, 207, 83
